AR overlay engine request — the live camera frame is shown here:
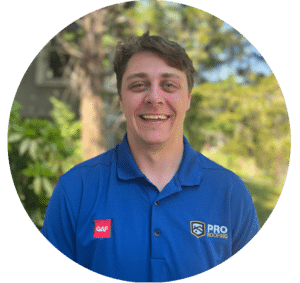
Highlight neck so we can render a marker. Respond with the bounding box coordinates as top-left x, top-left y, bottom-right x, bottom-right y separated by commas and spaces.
127, 135, 184, 191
